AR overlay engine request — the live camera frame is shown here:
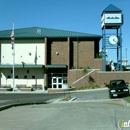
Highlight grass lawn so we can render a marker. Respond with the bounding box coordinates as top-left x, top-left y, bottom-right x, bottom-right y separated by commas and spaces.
123, 95, 130, 103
